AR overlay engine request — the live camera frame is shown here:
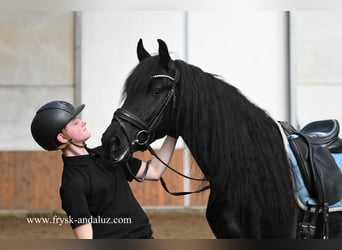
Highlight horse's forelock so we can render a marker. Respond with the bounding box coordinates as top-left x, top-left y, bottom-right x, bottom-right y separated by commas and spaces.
122, 56, 158, 100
